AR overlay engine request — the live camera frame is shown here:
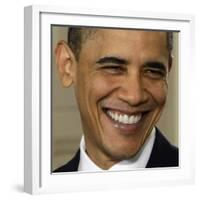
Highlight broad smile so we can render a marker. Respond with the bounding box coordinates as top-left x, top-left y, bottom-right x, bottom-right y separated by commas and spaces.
107, 110, 142, 125
101, 107, 148, 134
